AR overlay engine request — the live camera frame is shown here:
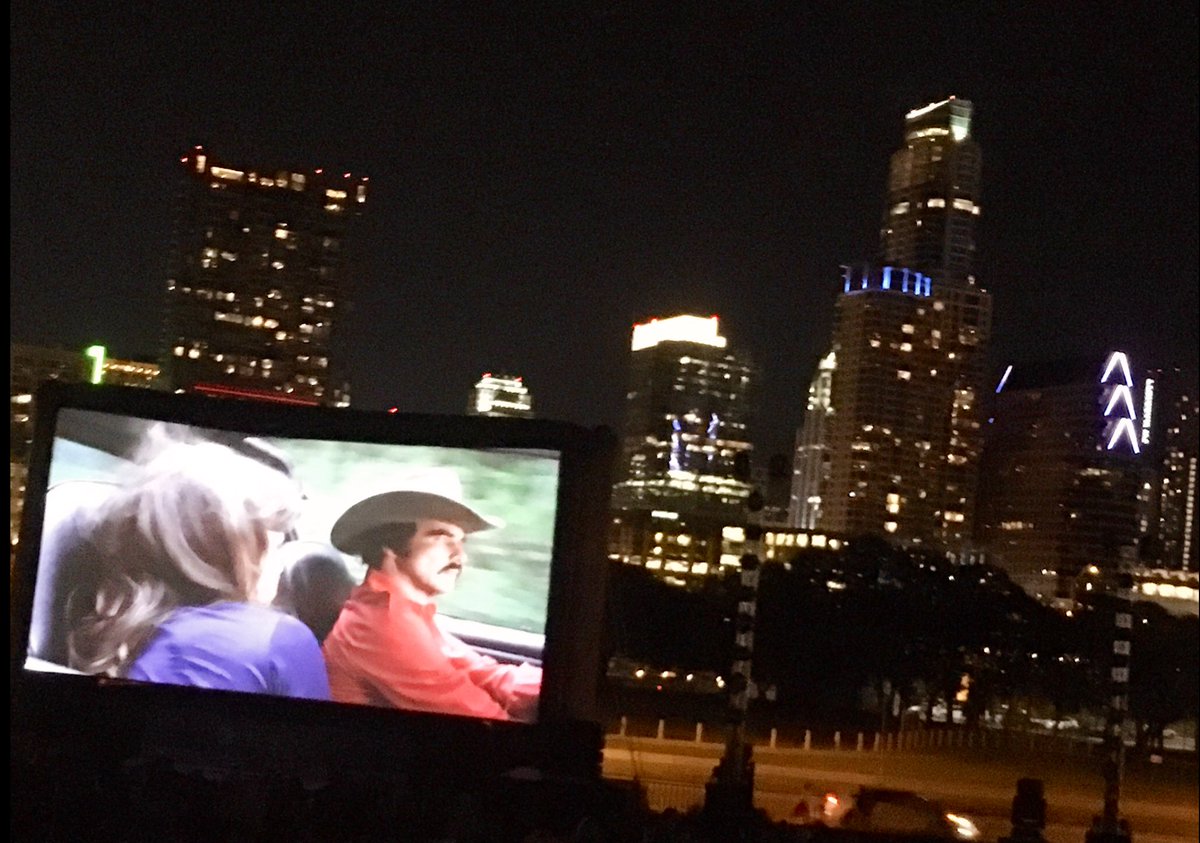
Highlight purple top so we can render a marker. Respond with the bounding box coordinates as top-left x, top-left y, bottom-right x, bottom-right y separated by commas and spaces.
127, 601, 331, 701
